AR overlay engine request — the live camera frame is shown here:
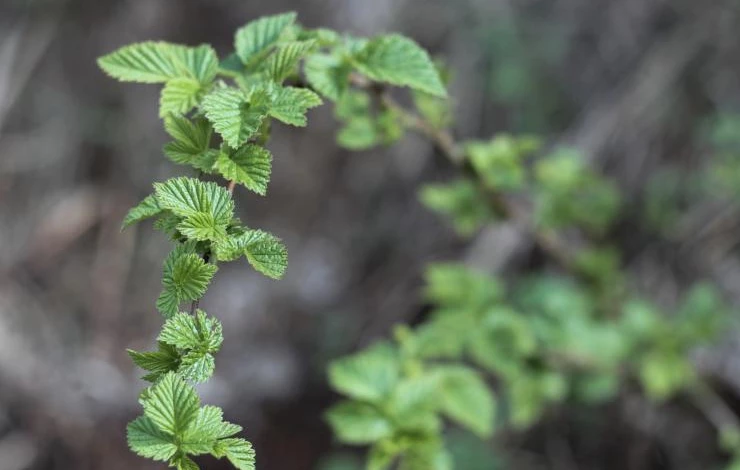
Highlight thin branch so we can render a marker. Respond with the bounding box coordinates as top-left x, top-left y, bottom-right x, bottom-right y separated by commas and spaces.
351, 74, 579, 274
